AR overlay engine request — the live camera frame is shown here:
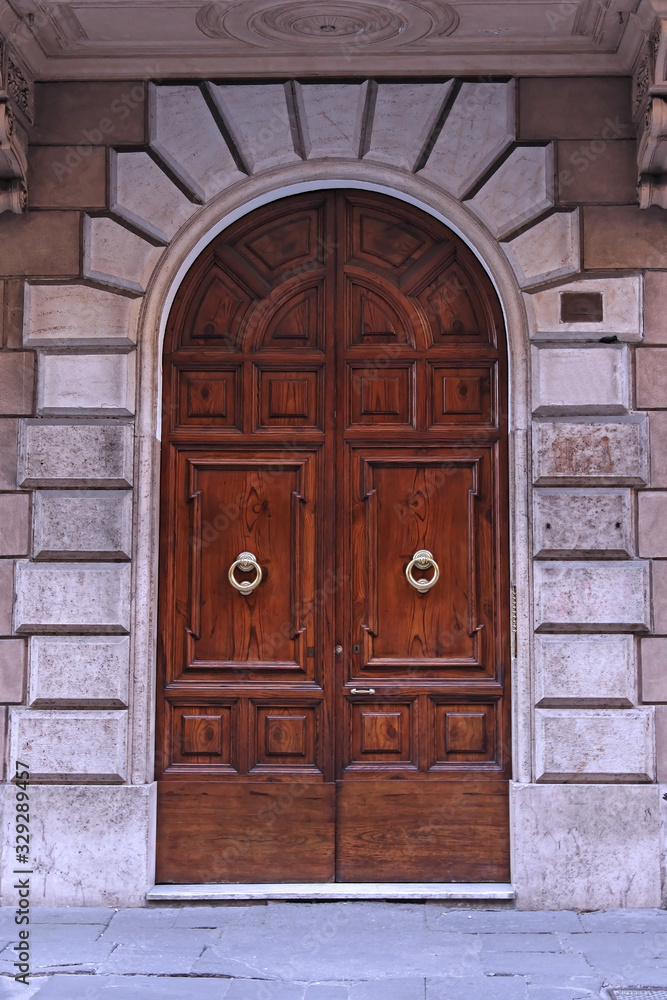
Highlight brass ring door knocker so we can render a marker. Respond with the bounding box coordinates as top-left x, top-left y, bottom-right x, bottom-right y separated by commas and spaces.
405, 549, 440, 593
228, 551, 263, 594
